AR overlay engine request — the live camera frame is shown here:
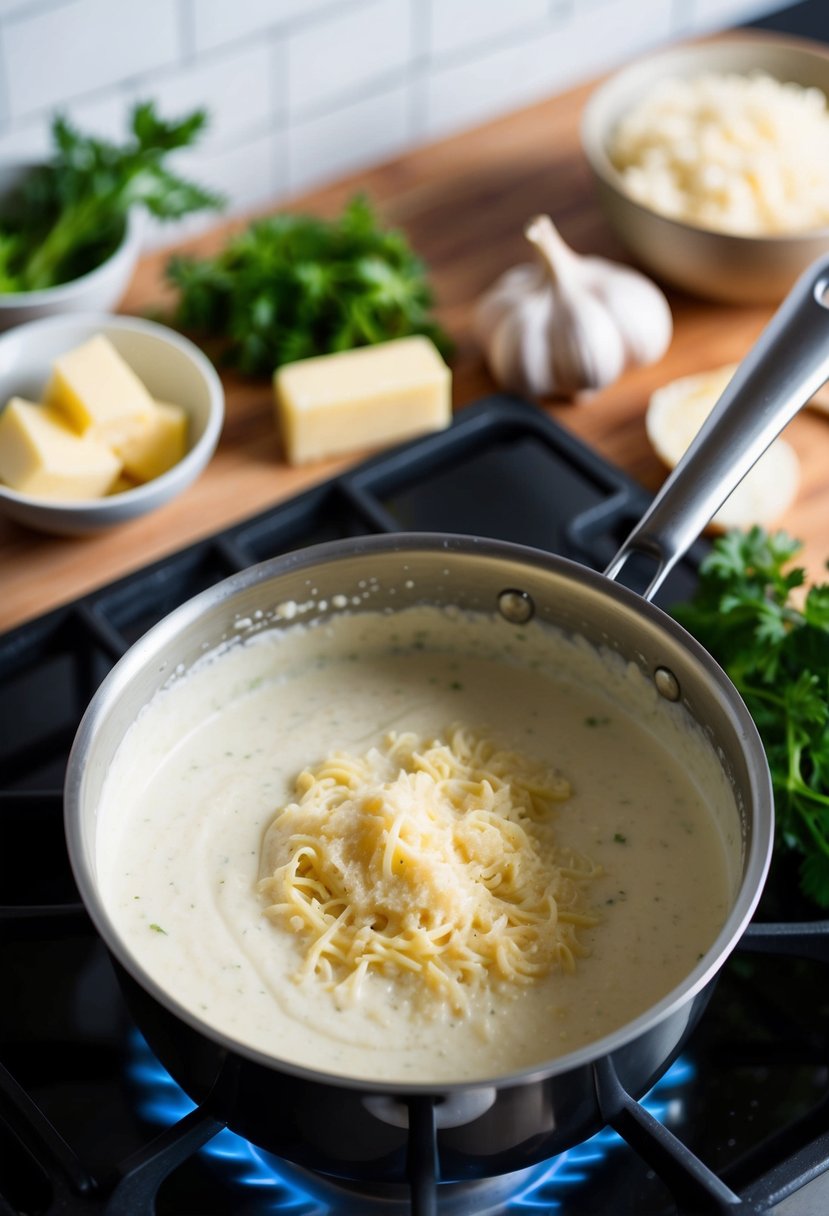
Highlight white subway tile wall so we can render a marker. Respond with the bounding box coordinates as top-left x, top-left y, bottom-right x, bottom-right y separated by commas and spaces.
189, 0, 338, 56
2, 0, 181, 120
288, 82, 411, 192
428, 0, 551, 58
0, 0, 793, 246
421, 0, 676, 140
287, 0, 413, 115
